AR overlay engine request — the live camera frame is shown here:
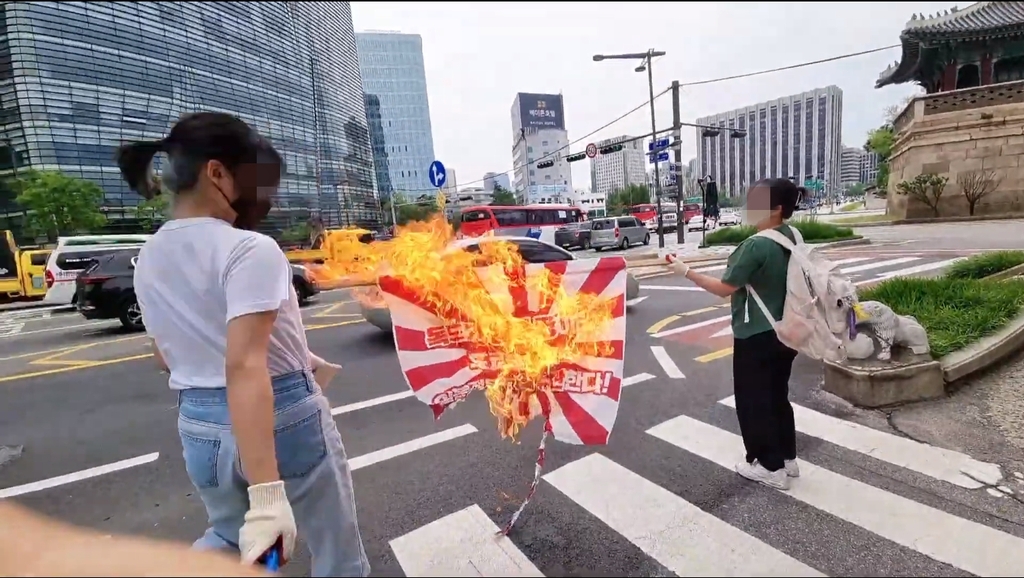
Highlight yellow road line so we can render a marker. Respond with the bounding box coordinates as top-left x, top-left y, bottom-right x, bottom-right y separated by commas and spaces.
0, 334, 146, 362
646, 305, 729, 334
695, 347, 733, 363
646, 315, 680, 334
0, 320, 366, 383
312, 300, 355, 318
